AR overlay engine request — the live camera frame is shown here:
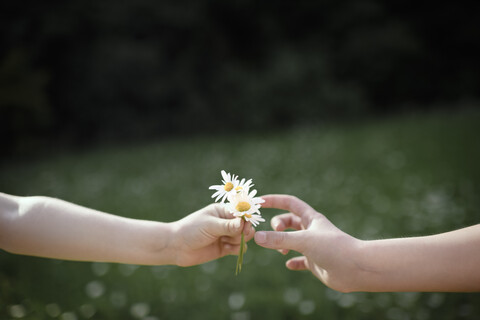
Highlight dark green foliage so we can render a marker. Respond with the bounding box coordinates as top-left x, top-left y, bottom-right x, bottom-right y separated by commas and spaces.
1, 1, 479, 154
